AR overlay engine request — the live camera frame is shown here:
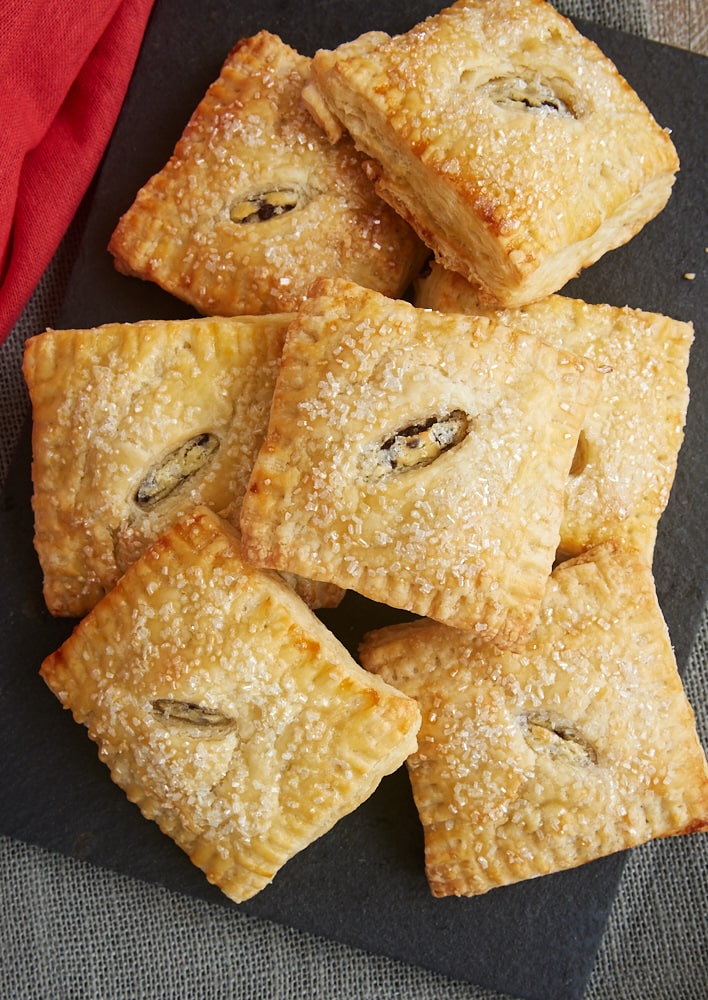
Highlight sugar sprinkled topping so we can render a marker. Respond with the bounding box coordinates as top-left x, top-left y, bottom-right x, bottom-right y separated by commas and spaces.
42, 509, 419, 901
244, 281, 600, 643
361, 544, 708, 896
